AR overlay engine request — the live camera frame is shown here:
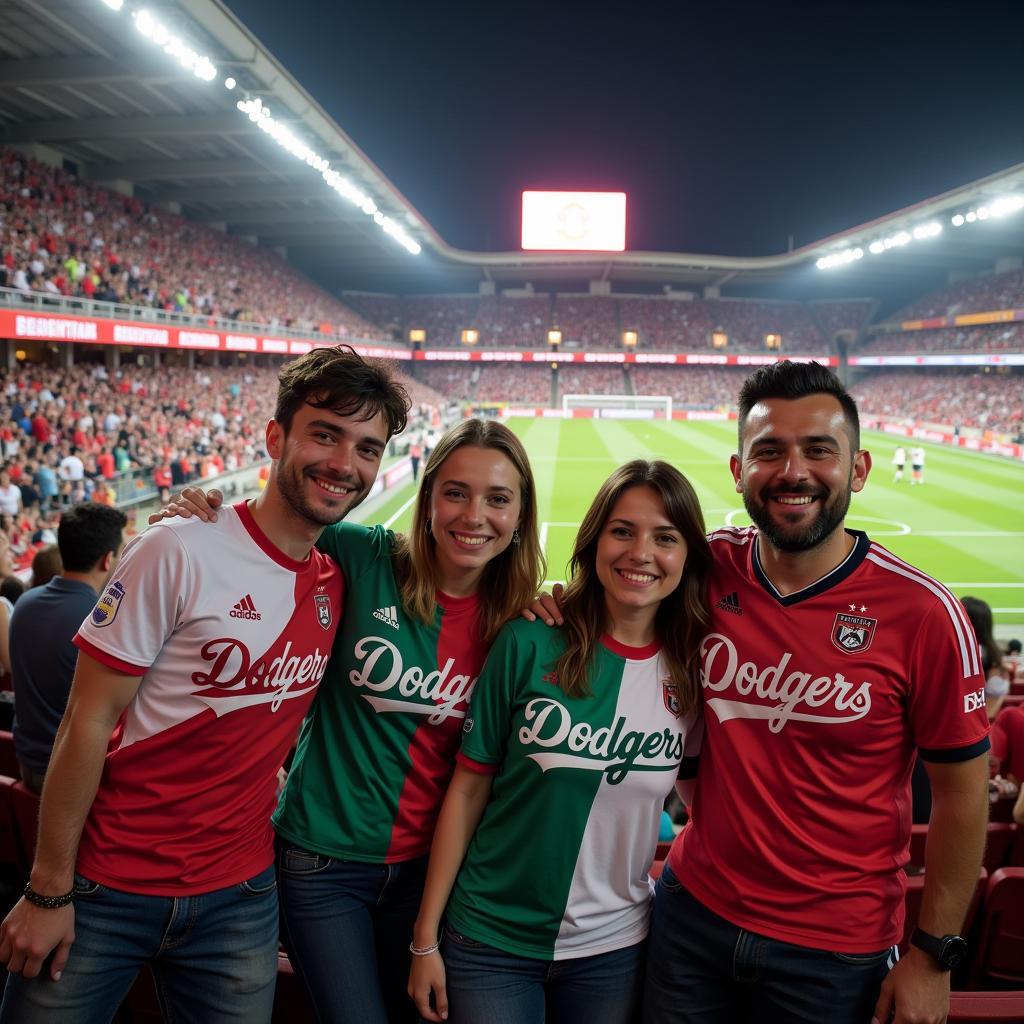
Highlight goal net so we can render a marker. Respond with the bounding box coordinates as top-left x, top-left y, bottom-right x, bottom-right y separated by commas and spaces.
561, 394, 673, 419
